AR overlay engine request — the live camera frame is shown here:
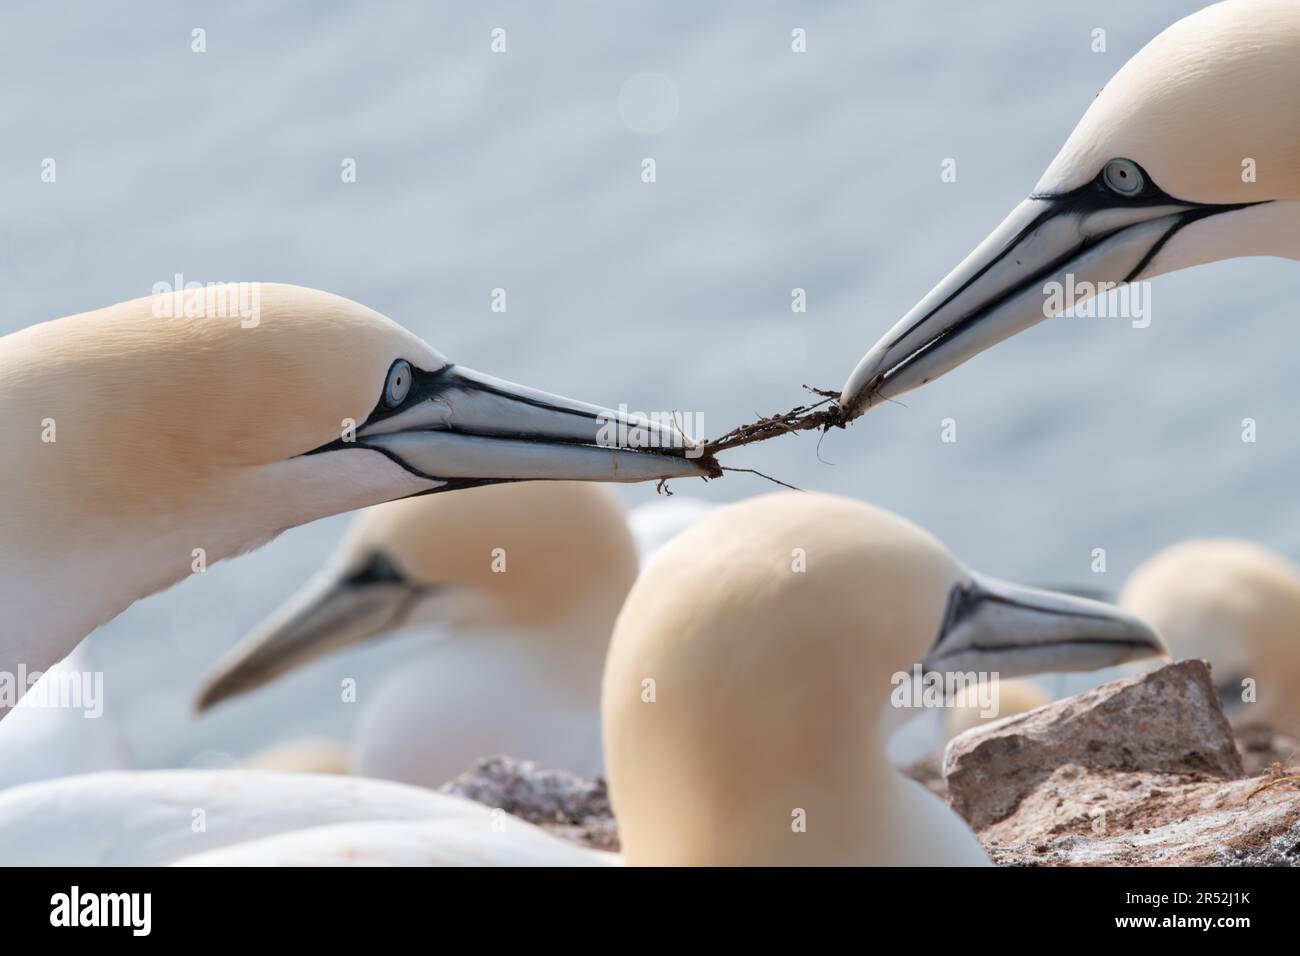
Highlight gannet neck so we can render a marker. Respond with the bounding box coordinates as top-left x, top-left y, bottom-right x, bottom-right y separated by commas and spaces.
0, 439, 427, 684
